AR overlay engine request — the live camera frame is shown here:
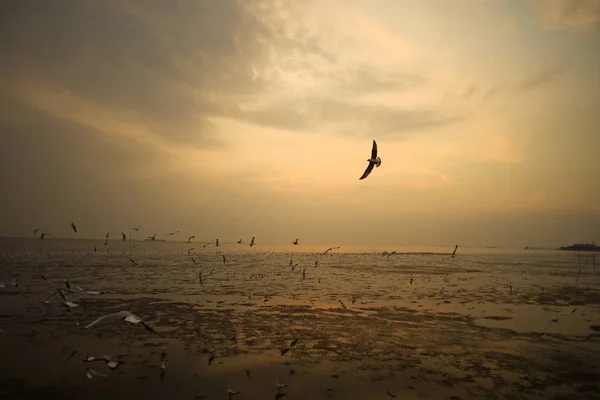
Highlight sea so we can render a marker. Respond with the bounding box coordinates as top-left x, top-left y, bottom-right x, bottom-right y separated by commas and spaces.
1, 238, 599, 399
